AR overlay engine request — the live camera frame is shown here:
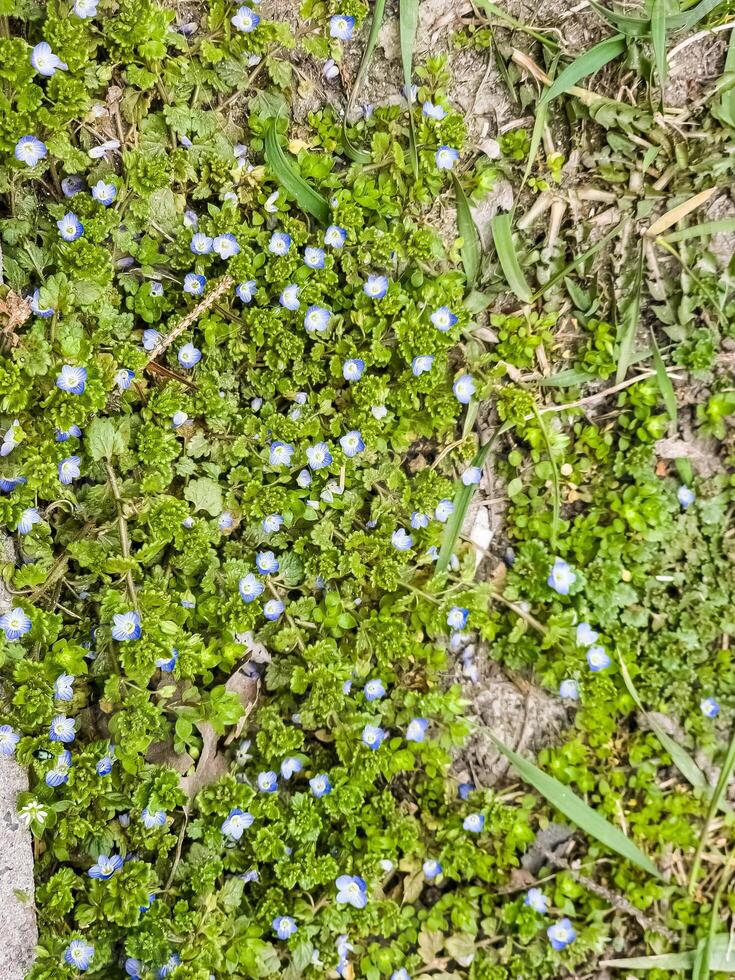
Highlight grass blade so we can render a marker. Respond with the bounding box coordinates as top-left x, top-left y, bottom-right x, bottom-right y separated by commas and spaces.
264, 120, 330, 225
674, 0, 728, 30
490, 733, 662, 878
491, 213, 533, 303
475, 0, 560, 48
645, 187, 717, 238
602, 936, 735, 971
651, 0, 668, 93
399, 0, 420, 178
453, 175, 481, 289
530, 401, 560, 548
662, 217, 735, 244
615, 242, 644, 385
714, 27, 735, 128
588, 2, 651, 37
342, 0, 387, 163
539, 34, 626, 107
689, 726, 735, 894
647, 322, 693, 485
